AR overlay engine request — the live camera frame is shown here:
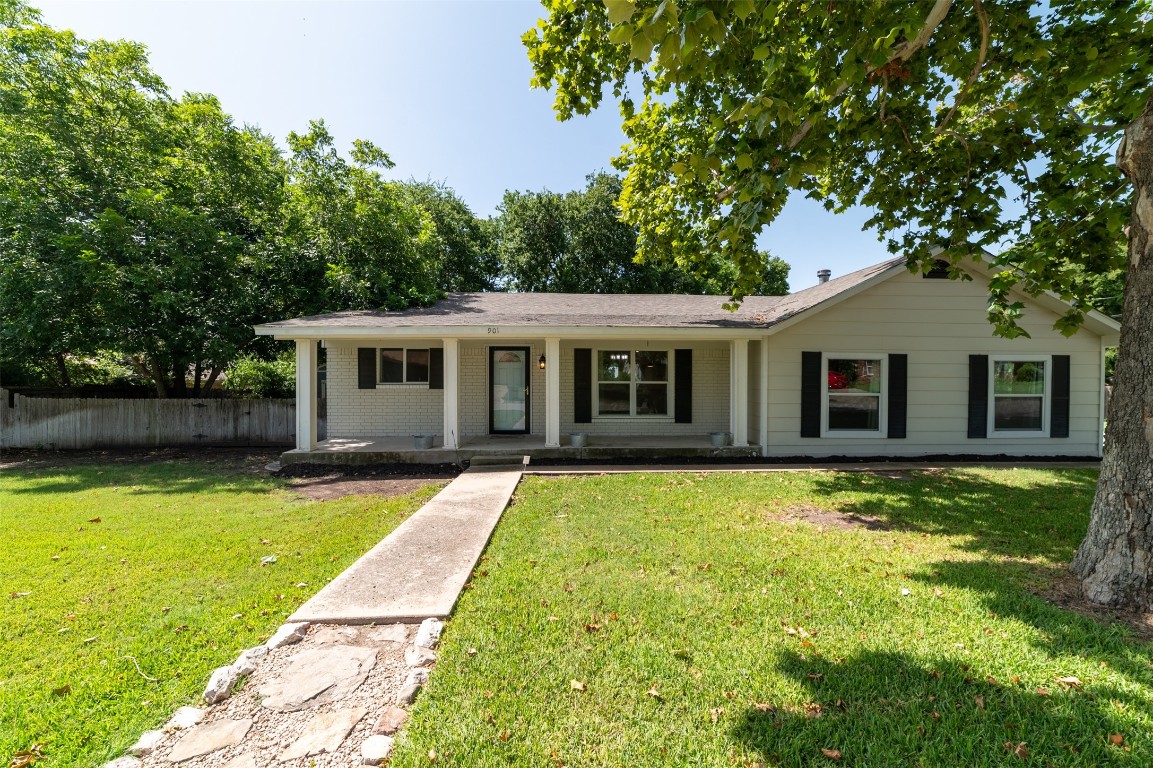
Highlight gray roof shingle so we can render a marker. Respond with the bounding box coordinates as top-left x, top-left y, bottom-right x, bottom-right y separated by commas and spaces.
255, 256, 906, 332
